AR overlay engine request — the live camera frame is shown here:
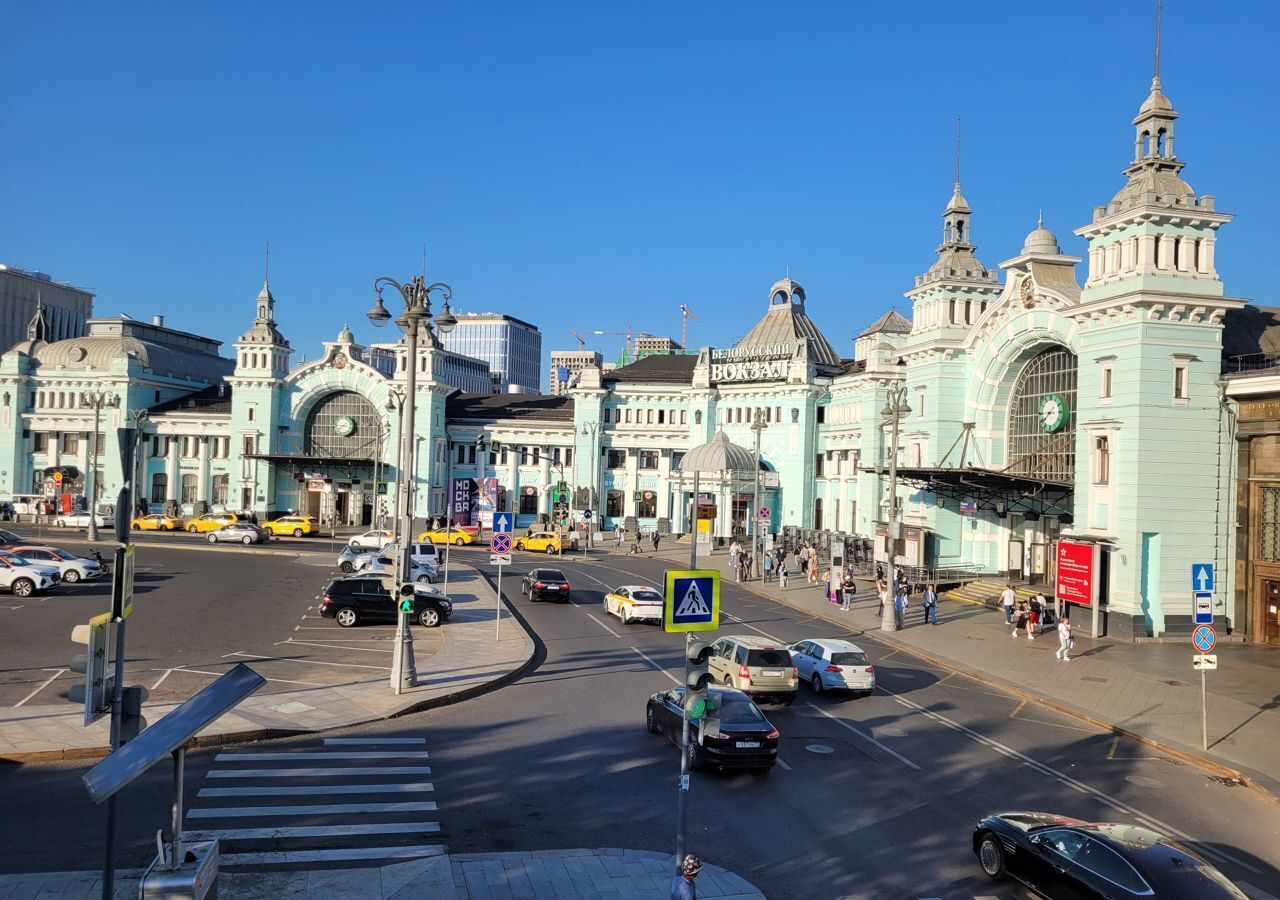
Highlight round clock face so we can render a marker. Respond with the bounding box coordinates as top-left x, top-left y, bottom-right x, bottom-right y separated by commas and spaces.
1039, 394, 1069, 433
333, 416, 356, 437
